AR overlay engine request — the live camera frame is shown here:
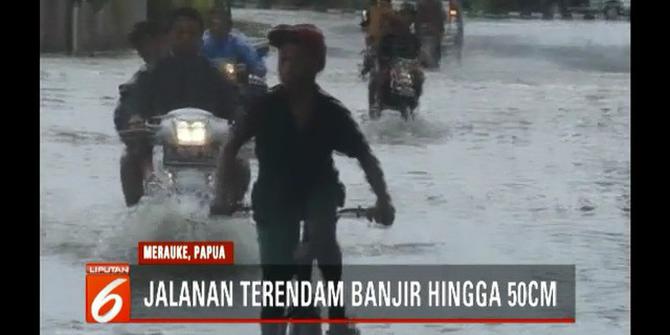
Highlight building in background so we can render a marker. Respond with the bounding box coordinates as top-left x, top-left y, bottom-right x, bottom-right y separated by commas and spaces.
40, 0, 234, 54
41, 0, 147, 54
